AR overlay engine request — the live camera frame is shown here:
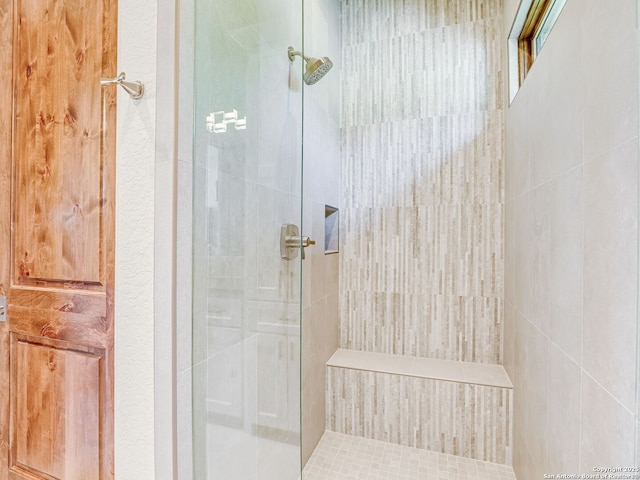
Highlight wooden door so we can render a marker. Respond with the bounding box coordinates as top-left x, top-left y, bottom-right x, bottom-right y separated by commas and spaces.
0, 0, 117, 478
